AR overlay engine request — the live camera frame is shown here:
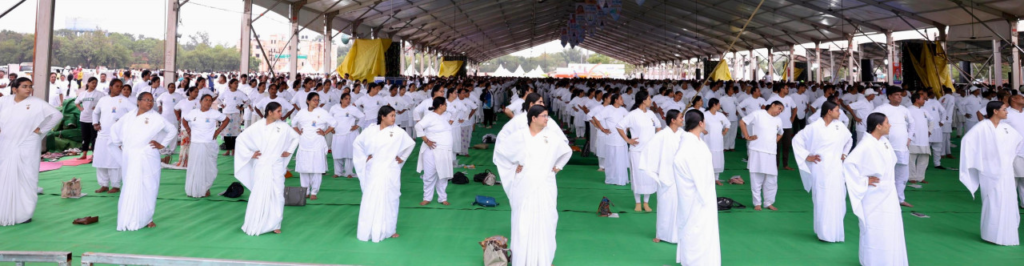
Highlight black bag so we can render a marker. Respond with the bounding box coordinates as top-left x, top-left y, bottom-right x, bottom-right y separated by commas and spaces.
717, 197, 746, 211
452, 172, 470, 184
222, 182, 245, 198
284, 187, 307, 206
473, 171, 488, 183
